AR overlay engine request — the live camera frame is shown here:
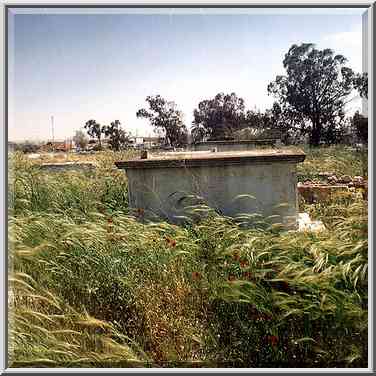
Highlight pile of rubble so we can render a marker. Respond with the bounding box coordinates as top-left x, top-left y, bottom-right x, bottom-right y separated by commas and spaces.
298, 173, 368, 204
317, 173, 366, 187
